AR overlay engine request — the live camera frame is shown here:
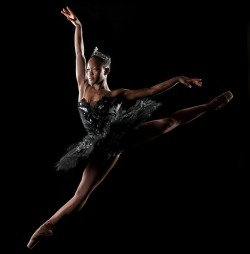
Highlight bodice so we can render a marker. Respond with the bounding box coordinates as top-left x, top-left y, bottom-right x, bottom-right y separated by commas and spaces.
78, 97, 116, 134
